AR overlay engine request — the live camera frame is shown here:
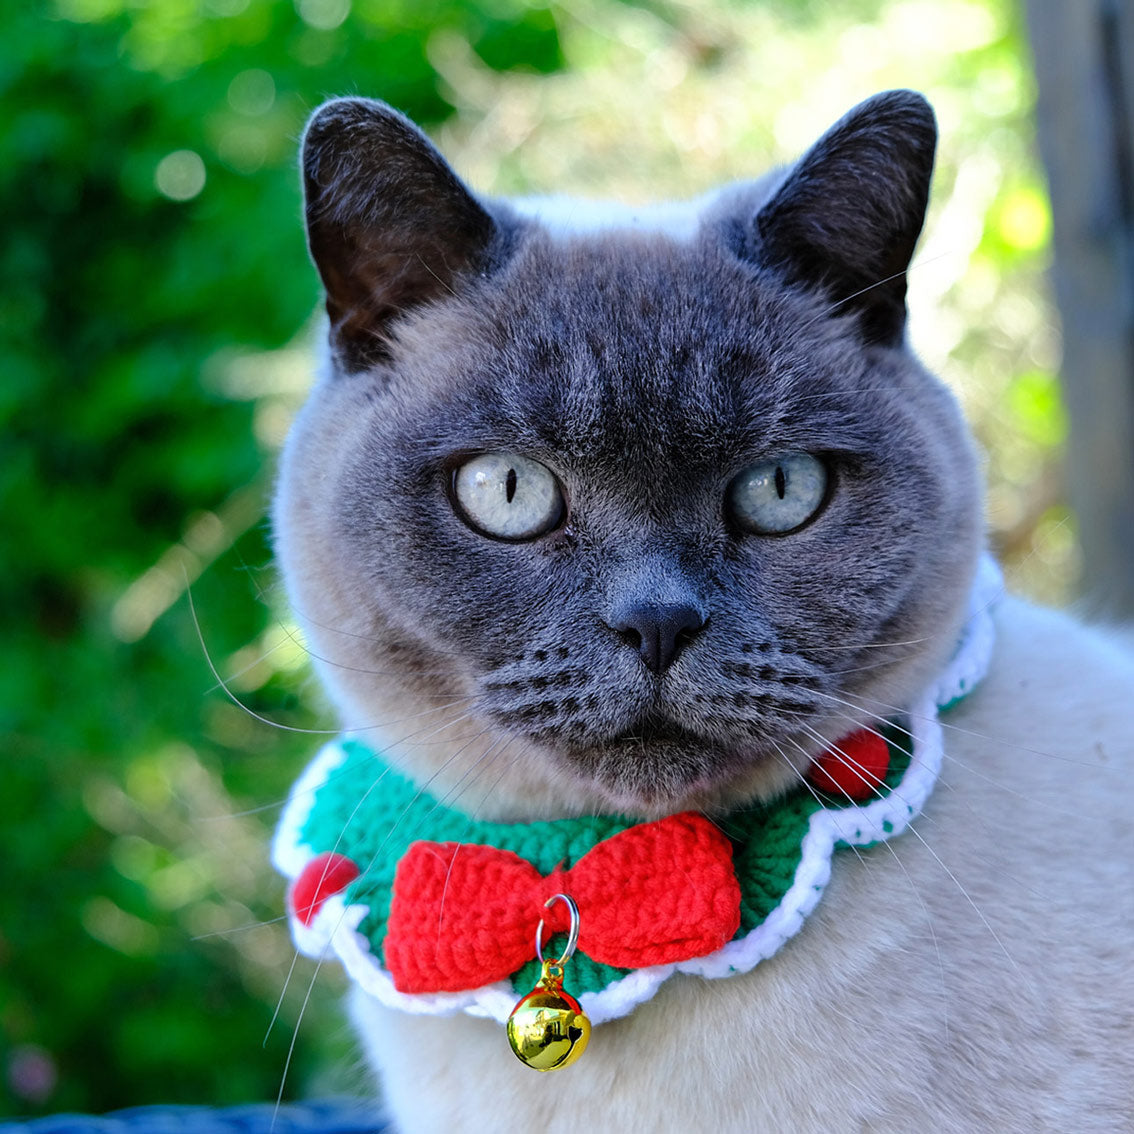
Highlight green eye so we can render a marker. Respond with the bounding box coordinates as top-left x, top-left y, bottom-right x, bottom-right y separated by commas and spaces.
452, 452, 565, 541
728, 453, 829, 534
